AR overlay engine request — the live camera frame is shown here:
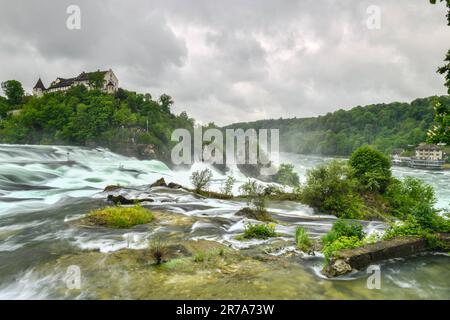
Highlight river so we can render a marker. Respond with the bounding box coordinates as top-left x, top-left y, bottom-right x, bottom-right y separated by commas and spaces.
0, 144, 448, 299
